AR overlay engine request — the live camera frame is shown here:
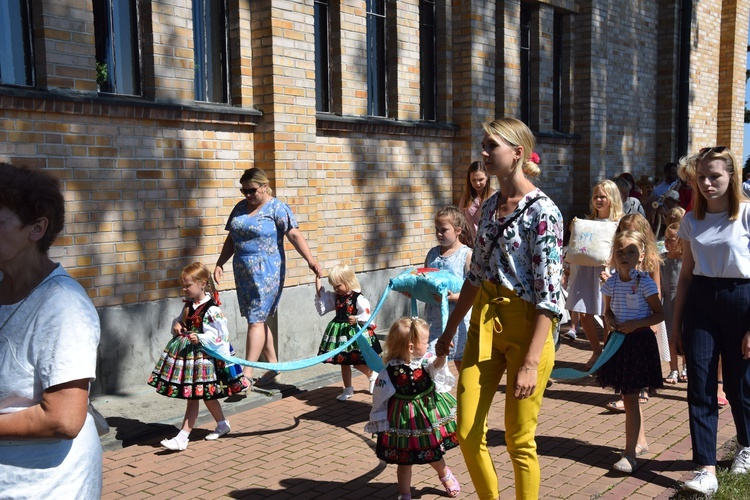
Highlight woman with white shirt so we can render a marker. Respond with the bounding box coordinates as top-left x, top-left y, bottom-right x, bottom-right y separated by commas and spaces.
673, 146, 750, 495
